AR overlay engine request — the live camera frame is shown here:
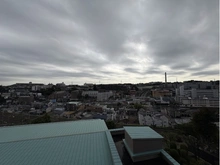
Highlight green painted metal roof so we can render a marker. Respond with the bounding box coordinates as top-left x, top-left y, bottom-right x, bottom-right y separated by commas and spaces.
0, 119, 122, 165
106, 131, 122, 165
0, 119, 108, 143
124, 126, 163, 139
0, 132, 113, 165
